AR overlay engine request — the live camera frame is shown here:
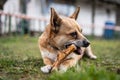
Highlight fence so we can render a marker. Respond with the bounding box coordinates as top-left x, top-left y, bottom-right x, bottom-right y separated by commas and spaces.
0, 10, 120, 38
0, 10, 48, 36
